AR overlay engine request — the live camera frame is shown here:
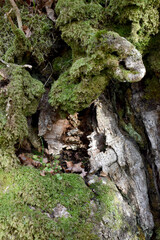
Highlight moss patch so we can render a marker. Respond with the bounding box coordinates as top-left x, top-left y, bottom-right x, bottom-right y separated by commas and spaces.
90, 178, 140, 239
52, 50, 72, 76
50, 0, 144, 115
0, 65, 44, 168
144, 77, 160, 102
0, 1, 54, 65
106, 0, 160, 52
0, 167, 98, 240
